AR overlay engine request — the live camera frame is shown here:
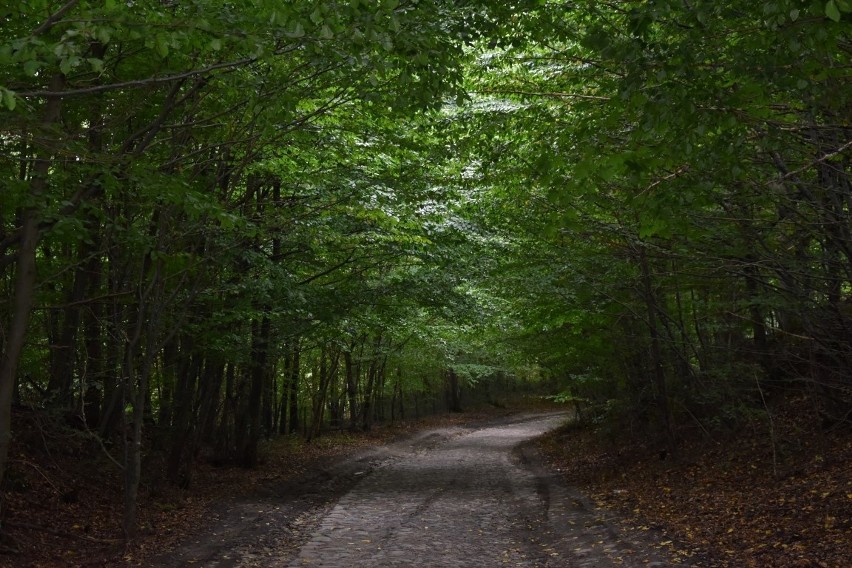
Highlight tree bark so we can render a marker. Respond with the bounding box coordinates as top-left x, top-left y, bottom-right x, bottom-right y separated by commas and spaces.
82, 252, 104, 428
239, 316, 269, 467
344, 347, 359, 431
637, 246, 675, 451
0, 74, 64, 489
446, 368, 461, 412
287, 338, 300, 435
